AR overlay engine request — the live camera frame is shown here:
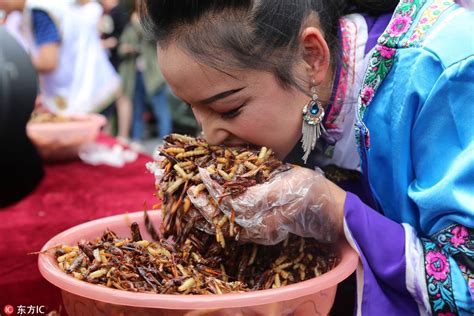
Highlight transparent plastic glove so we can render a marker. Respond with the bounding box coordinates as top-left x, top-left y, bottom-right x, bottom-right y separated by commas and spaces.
198, 166, 343, 245
187, 184, 220, 226
145, 154, 166, 185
